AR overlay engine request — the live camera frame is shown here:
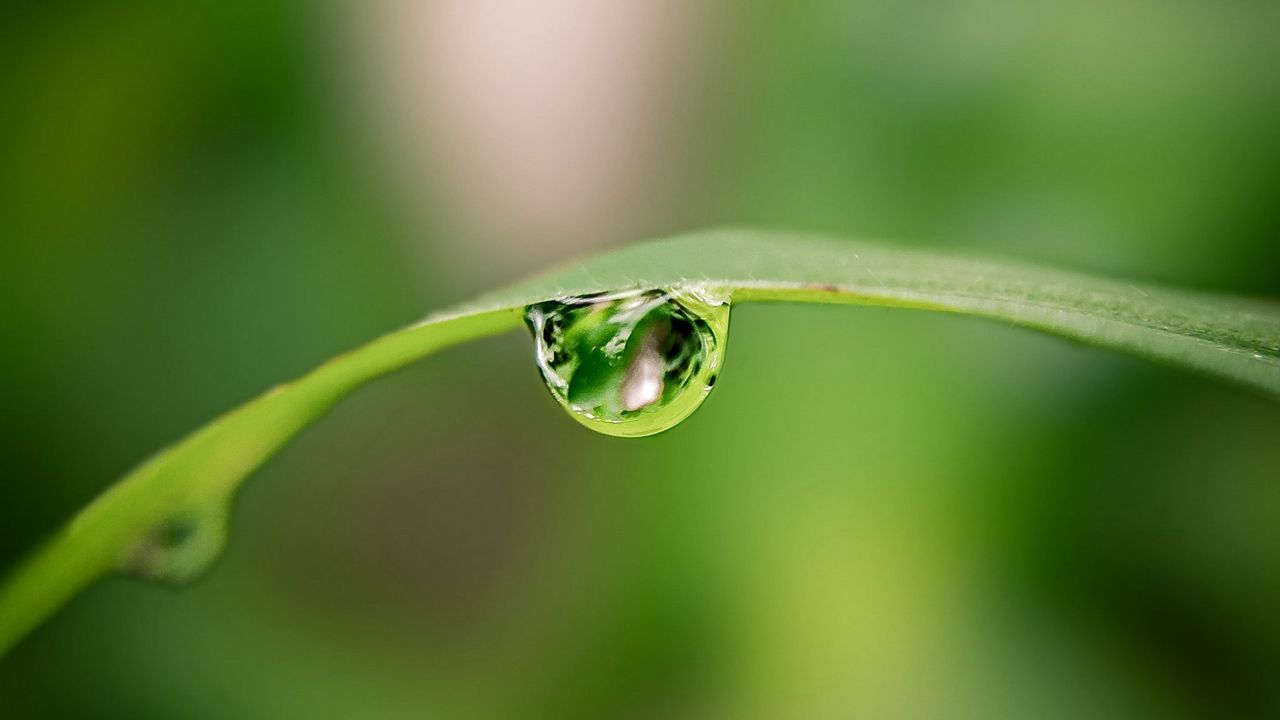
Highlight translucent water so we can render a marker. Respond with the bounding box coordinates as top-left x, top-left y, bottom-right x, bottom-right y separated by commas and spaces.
525, 287, 730, 437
